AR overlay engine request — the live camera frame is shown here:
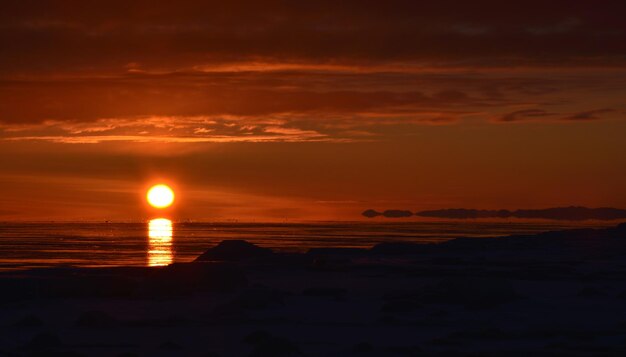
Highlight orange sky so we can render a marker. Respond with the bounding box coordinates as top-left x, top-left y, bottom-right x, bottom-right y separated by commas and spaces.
1, 1, 625, 221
